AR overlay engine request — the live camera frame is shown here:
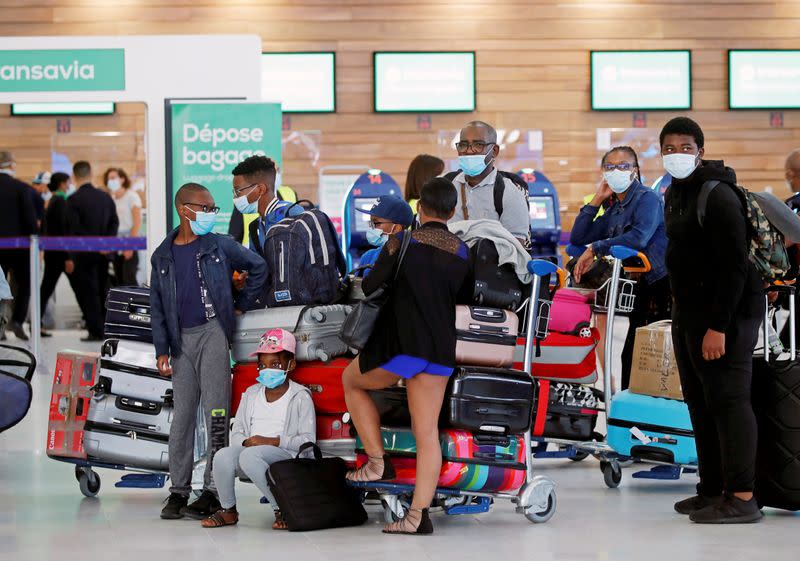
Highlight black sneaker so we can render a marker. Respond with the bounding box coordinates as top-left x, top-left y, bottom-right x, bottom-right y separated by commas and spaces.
689, 494, 763, 524
674, 494, 721, 515
160, 493, 188, 520
180, 490, 221, 520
